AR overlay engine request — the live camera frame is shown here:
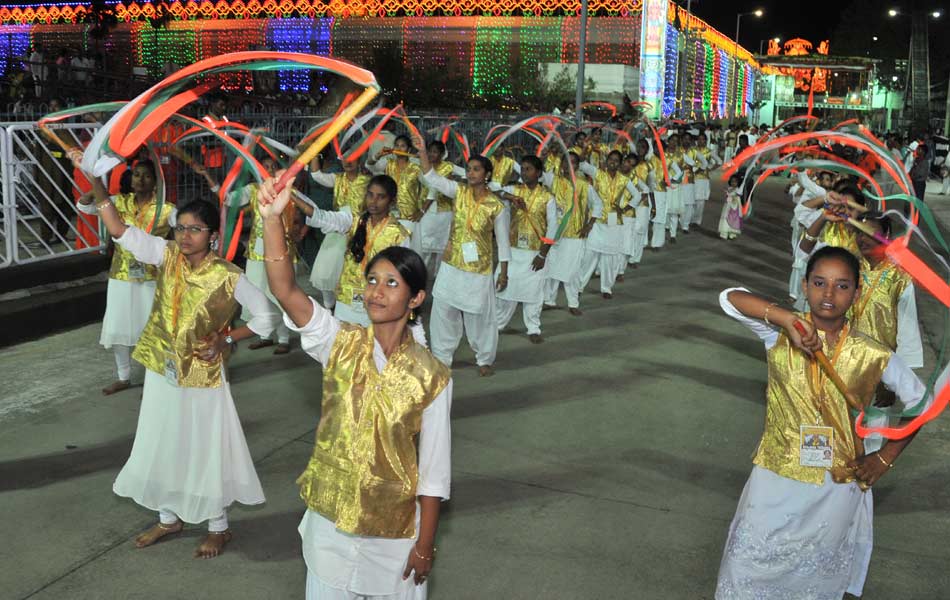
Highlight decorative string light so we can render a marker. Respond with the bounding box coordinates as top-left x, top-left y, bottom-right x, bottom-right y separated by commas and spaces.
518, 15, 560, 100
473, 16, 514, 97
702, 40, 713, 116
661, 21, 677, 117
